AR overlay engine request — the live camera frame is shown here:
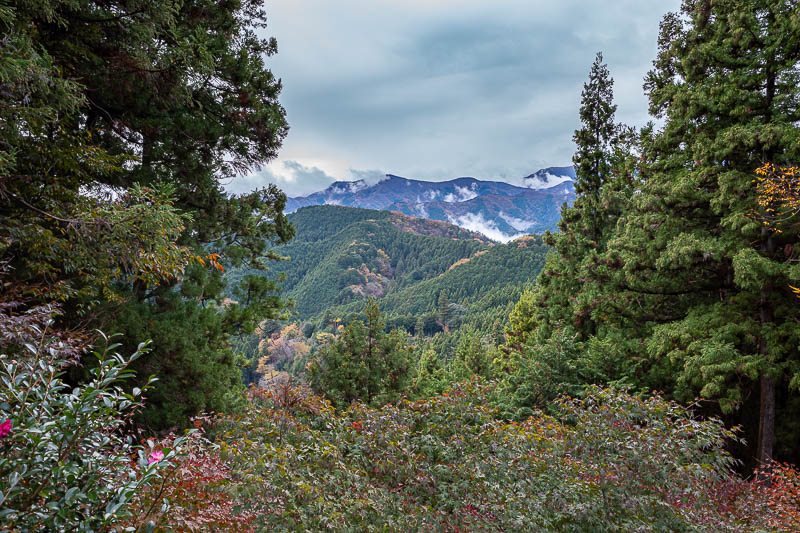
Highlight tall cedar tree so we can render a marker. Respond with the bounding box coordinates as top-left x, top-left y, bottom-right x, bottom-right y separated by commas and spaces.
1, 0, 293, 428
602, 0, 800, 464
510, 53, 631, 346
